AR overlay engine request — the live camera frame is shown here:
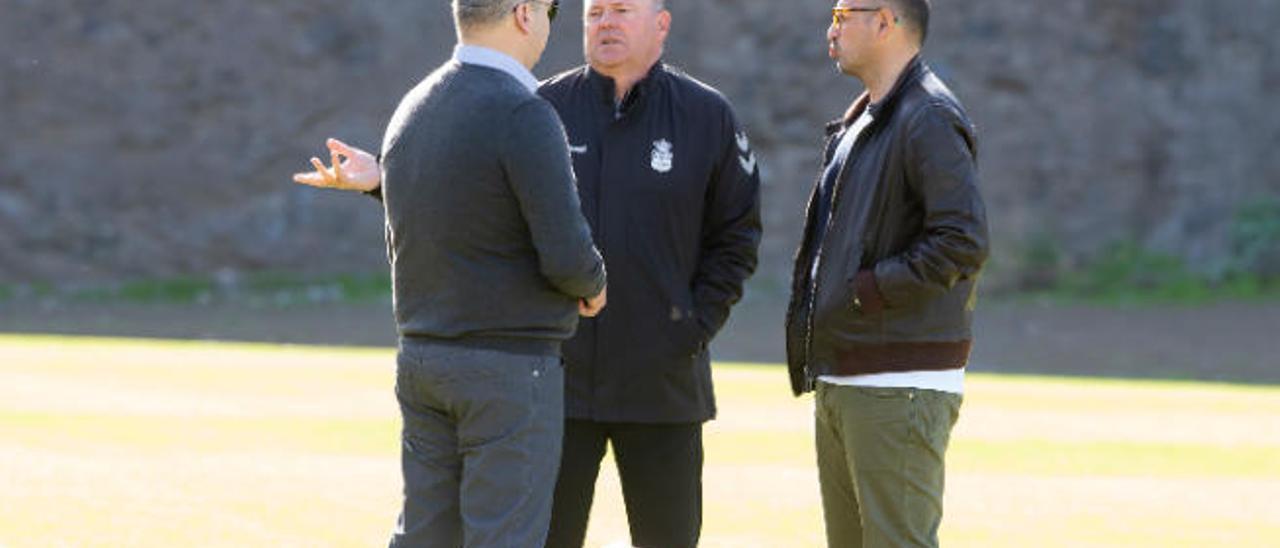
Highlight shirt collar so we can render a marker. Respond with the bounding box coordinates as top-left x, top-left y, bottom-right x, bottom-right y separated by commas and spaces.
453, 44, 540, 93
